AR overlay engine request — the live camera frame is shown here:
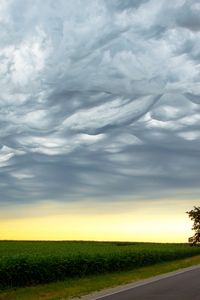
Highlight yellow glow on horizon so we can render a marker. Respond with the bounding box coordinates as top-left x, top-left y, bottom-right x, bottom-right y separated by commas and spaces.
0, 199, 198, 242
